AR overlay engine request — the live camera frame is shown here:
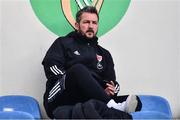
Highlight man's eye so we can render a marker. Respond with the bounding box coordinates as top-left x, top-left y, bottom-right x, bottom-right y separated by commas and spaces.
93, 22, 97, 24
